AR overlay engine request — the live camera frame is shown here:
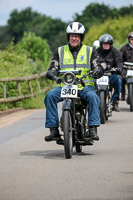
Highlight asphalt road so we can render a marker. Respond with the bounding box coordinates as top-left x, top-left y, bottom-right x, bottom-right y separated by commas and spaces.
0, 101, 133, 200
